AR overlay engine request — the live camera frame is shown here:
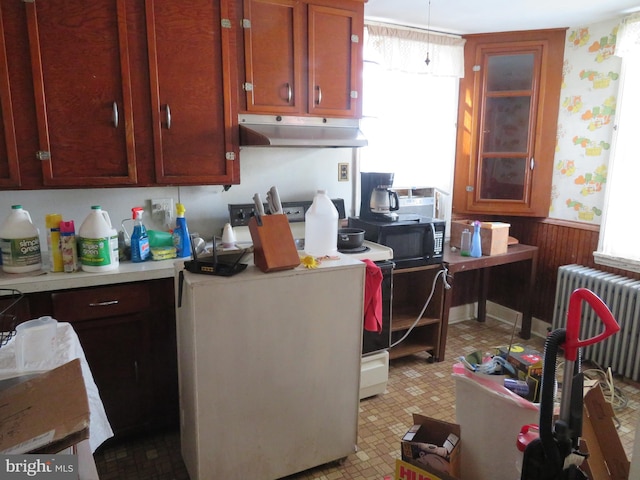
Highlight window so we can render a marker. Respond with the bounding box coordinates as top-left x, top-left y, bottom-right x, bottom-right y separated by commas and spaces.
359, 24, 464, 197
594, 13, 640, 272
